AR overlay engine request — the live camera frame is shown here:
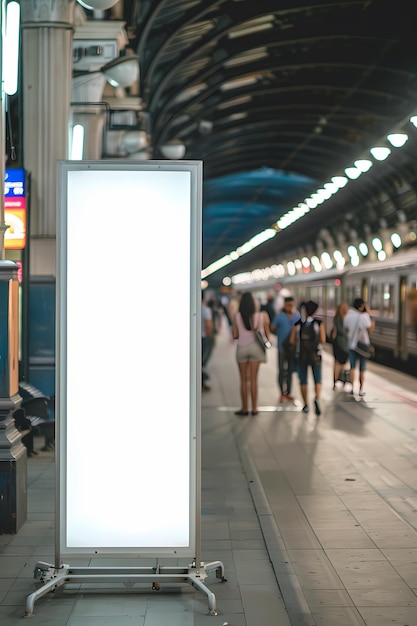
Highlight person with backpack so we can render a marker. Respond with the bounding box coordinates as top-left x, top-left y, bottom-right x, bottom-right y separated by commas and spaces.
290, 300, 326, 415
